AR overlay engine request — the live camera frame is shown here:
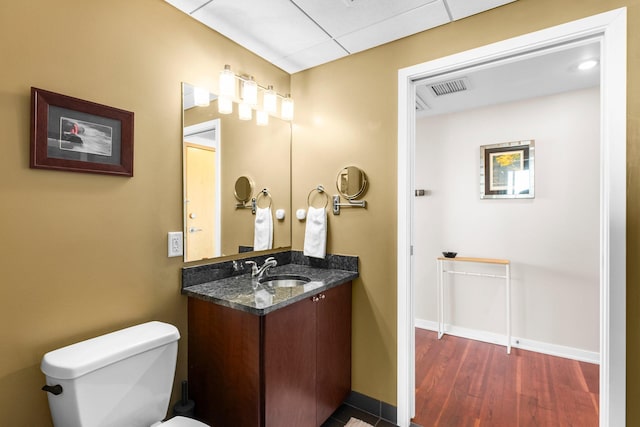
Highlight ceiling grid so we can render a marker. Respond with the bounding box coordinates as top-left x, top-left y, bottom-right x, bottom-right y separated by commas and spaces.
165, 0, 517, 73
